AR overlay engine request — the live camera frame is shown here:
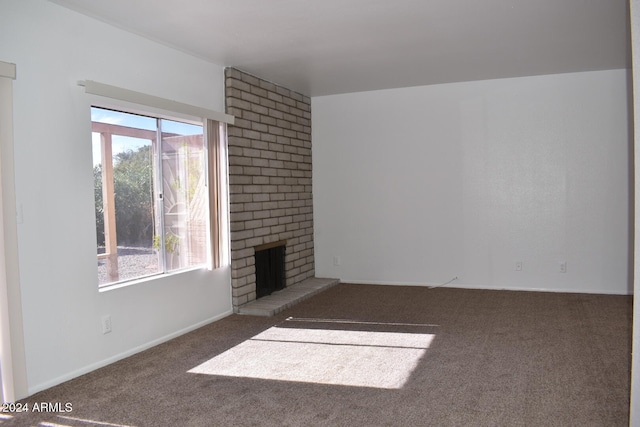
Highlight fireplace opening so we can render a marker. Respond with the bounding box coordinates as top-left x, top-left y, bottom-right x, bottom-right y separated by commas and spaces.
254, 241, 286, 298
